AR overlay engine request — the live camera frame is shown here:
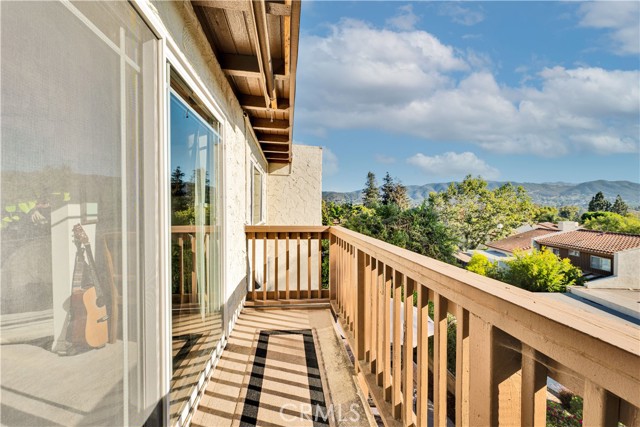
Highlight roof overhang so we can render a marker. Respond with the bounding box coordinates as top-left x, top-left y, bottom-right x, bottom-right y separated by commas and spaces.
192, 0, 301, 163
